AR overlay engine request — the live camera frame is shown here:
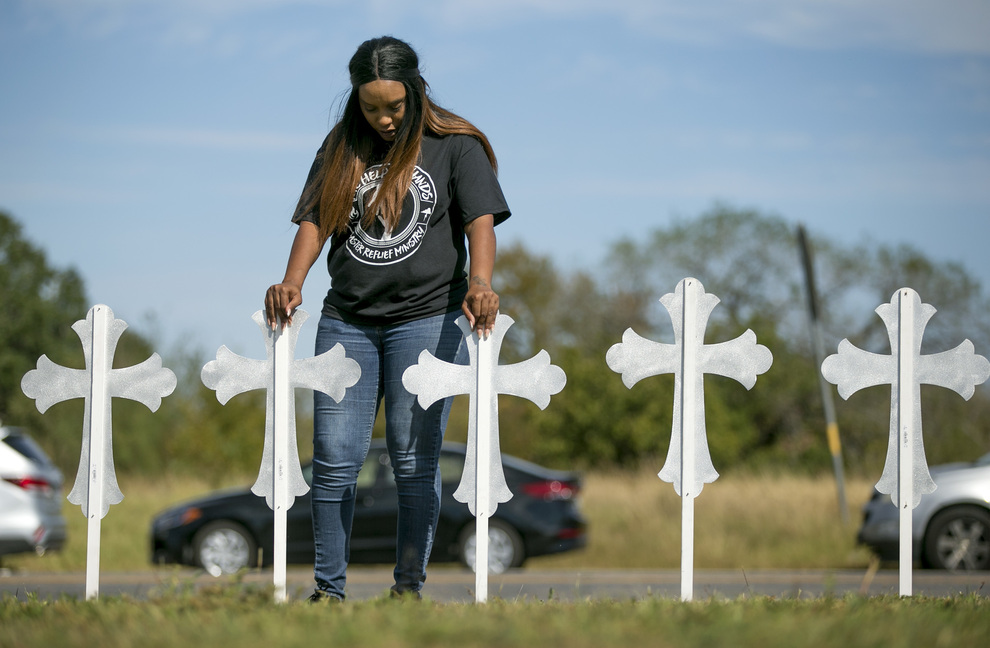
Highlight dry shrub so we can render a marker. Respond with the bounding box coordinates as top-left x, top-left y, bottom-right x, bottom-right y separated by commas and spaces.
531, 468, 876, 570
